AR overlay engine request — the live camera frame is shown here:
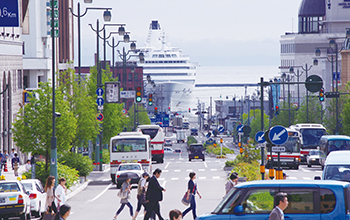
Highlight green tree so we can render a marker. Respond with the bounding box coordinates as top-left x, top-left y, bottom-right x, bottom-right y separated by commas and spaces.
338, 85, 350, 134
126, 104, 151, 130
295, 96, 324, 124
243, 109, 269, 140
57, 68, 100, 148
86, 65, 127, 144
13, 82, 77, 171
